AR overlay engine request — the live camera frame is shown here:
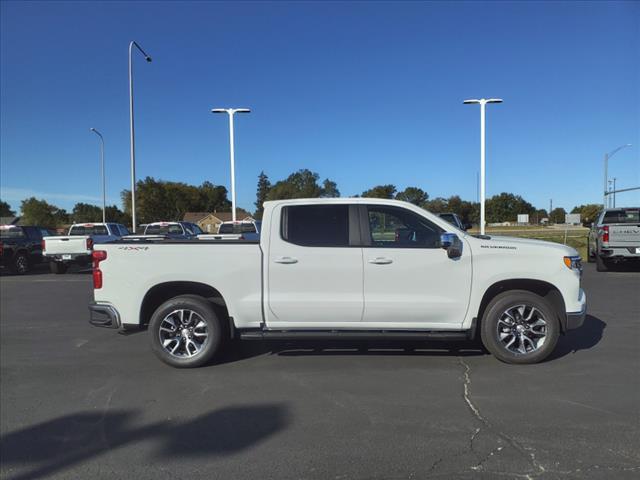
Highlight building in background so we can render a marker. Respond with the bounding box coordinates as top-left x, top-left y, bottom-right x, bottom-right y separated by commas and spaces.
183, 209, 254, 233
